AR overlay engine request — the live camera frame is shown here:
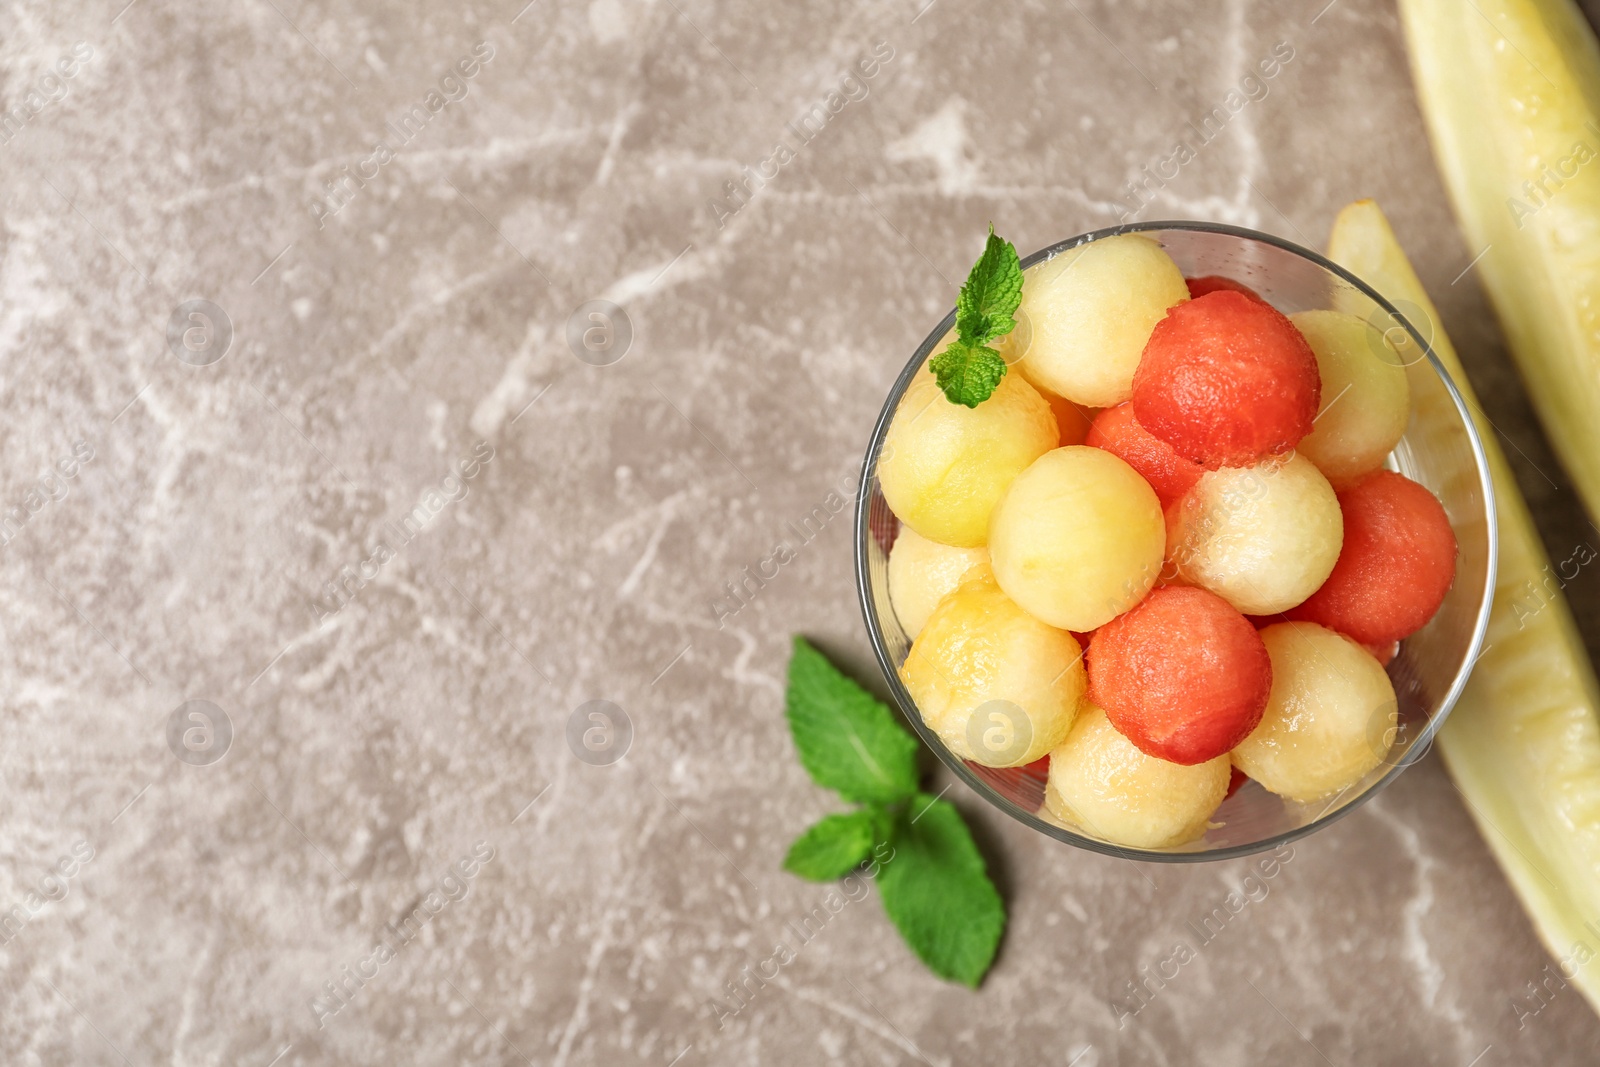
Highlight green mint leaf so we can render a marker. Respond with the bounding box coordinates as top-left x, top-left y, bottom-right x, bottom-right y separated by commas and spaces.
783, 809, 879, 881
956, 227, 1024, 344
786, 637, 920, 804
876, 794, 1005, 987
929, 340, 1007, 408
